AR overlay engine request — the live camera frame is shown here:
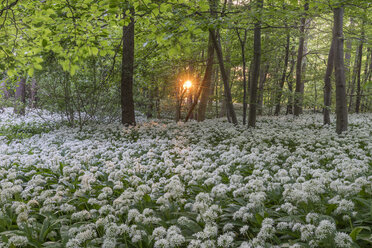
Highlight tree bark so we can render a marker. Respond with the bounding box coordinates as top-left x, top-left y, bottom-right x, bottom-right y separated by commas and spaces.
197, 31, 215, 122
14, 78, 26, 115
286, 48, 296, 115
0, 78, 10, 99
355, 24, 364, 113
274, 31, 290, 115
236, 29, 248, 125
248, 0, 263, 128
209, 29, 238, 125
333, 7, 348, 134
345, 18, 352, 92
294, 0, 308, 116
348, 43, 359, 112
30, 78, 37, 108
323, 30, 335, 125
258, 62, 269, 115
121, 7, 136, 126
